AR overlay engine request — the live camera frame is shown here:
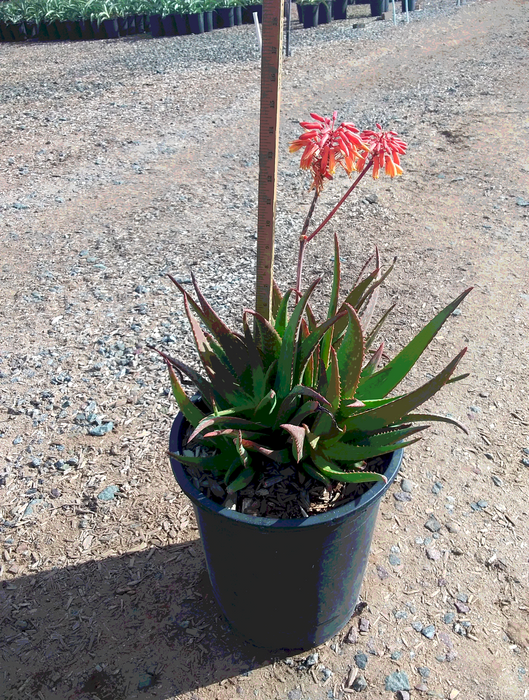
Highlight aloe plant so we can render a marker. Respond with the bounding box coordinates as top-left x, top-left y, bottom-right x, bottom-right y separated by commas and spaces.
158, 243, 469, 495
